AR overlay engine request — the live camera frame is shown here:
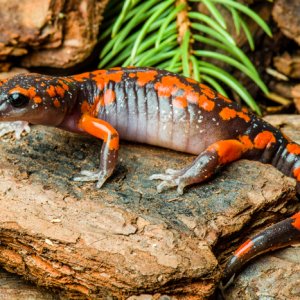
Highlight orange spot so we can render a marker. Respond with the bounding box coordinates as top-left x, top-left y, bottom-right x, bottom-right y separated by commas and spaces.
33, 96, 42, 104
199, 84, 215, 99
9, 87, 28, 96
129, 73, 136, 78
55, 85, 65, 98
239, 135, 254, 150
93, 75, 104, 90
78, 114, 119, 150
186, 77, 198, 84
198, 95, 215, 111
47, 85, 56, 98
186, 91, 199, 104
287, 143, 300, 155
136, 70, 157, 86
254, 131, 276, 149
219, 107, 250, 122
110, 135, 119, 151
53, 99, 61, 108
63, 77, 75, 83
173, 96, 187, 109
234, 239, 254, 258
9, 87, 20, 94
58, 80, 69, 91
91, 70, 122, 90
93, 70, 107, 76
9, 86, 38, 101
293, 167, 300, 181
27, 87, 37, 98
9, 86, 36, 98
40, 82, 46, 87
80, 98, 99, 116
154, 75, 215, 111
72, 72, 90, 82
291, 212, 300, 230
207, 140, 244, 164
104, 71, 123, 85
0, 79, 7, 86
237, 111, 250, 122
81, 100, 91, 114
103, 89, 116, 106
217, 94, 232, 103
155, 76, 193, 98
155, 84, 172, 98
219, 107, 237, 120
